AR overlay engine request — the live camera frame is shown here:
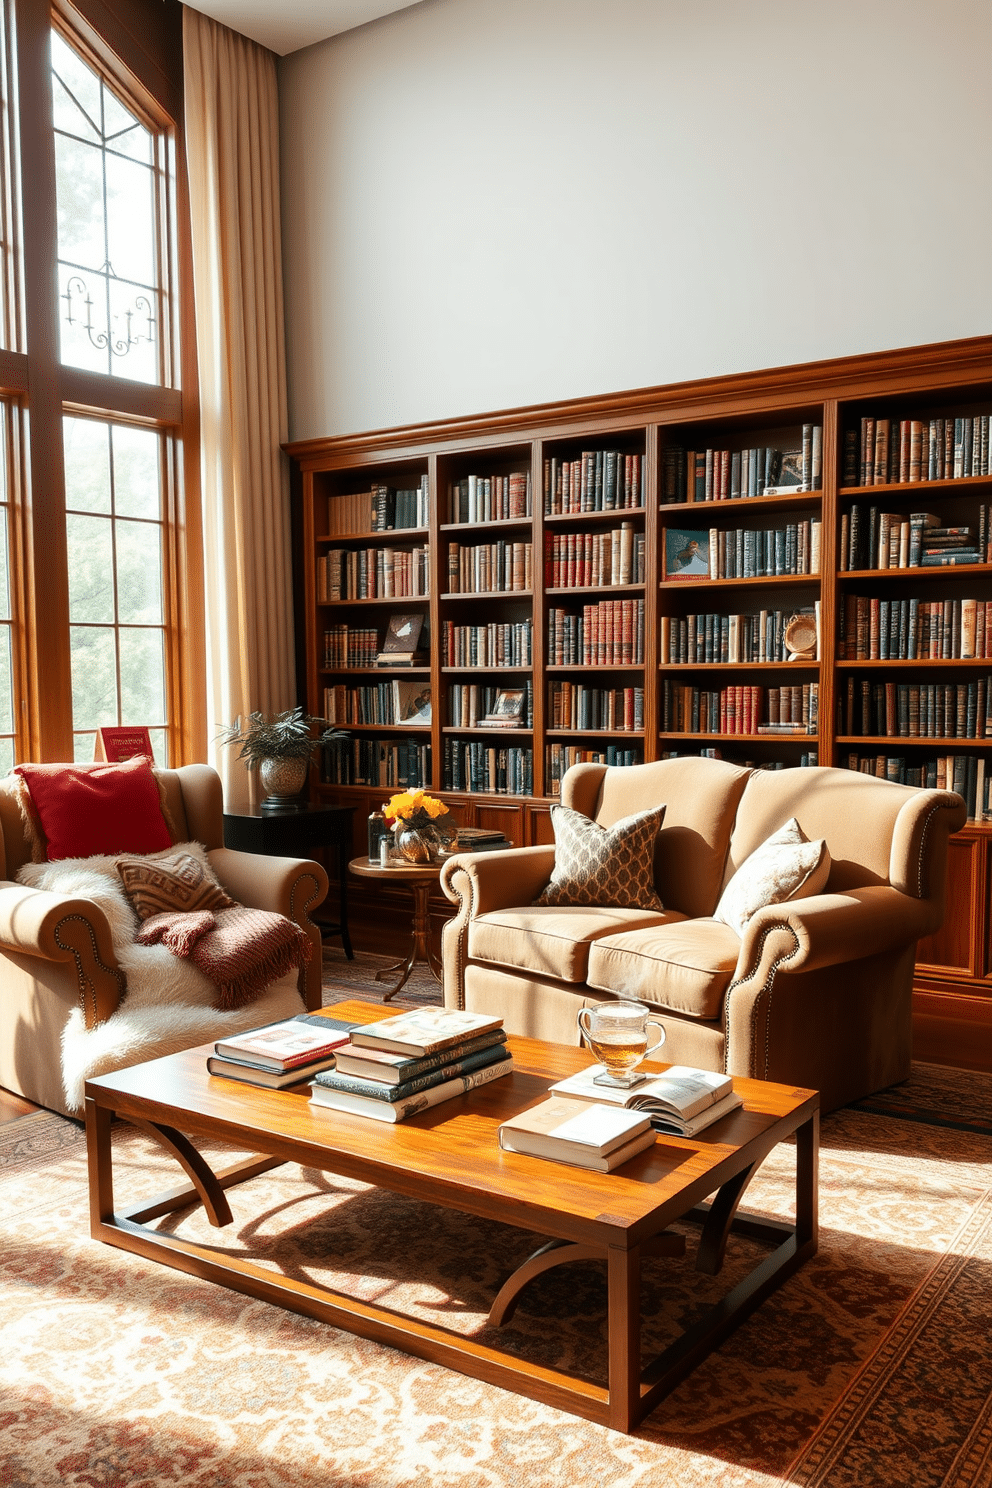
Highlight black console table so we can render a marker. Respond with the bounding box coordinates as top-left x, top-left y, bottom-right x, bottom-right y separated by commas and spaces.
222, 803, 356, 958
